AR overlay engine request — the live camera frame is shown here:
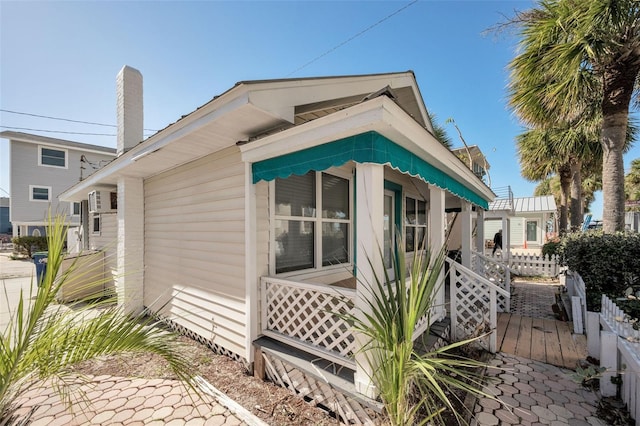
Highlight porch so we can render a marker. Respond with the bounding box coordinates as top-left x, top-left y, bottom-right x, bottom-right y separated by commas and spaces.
253, 251, 511, 424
